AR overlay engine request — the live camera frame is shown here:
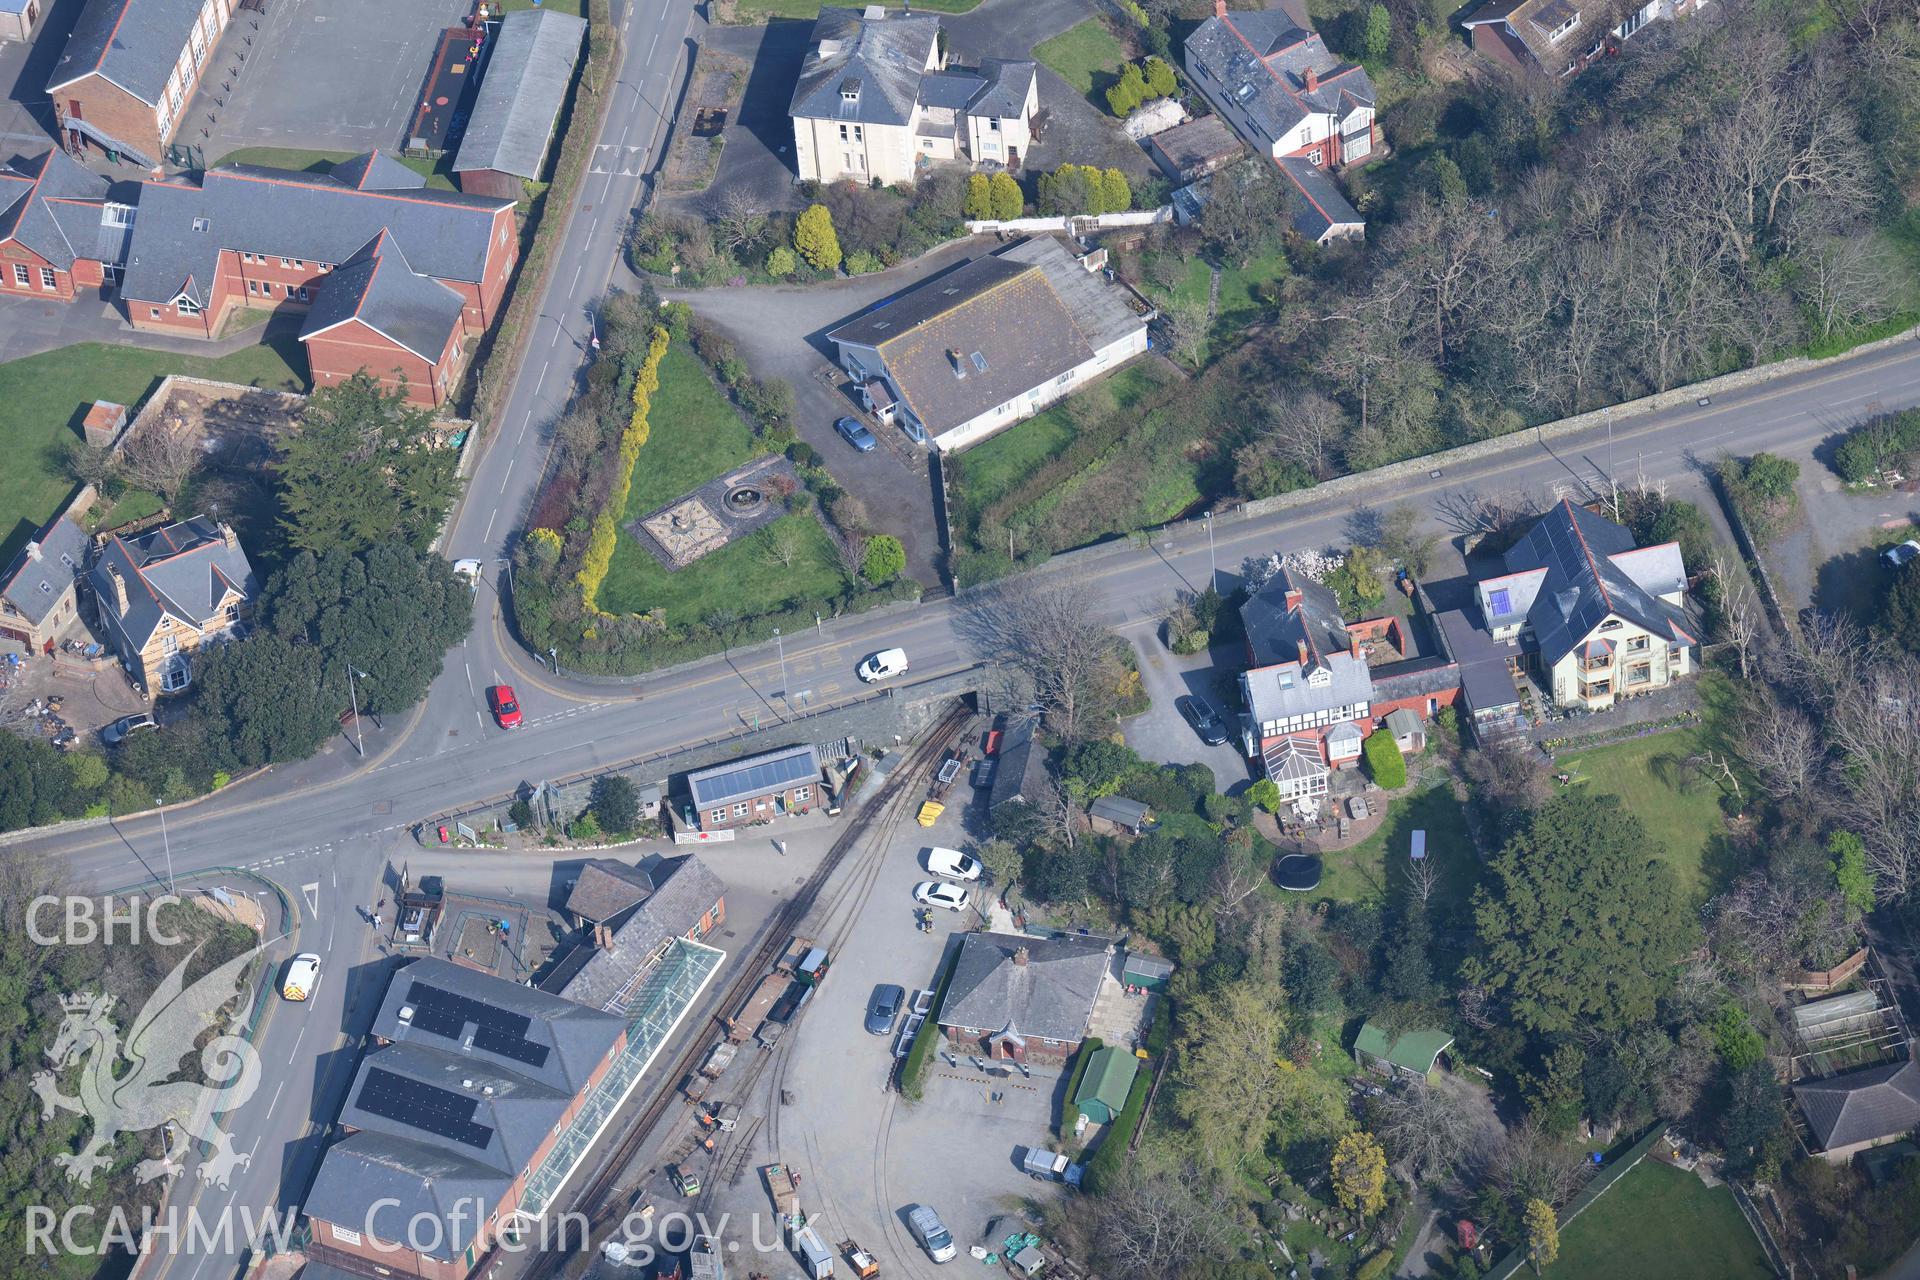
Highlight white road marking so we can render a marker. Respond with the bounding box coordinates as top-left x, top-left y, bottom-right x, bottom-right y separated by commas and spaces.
287, 1022, 306, 1065
265, 1080, 285, 1118
485, 508, 498, 538
301, 882, 319, 916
